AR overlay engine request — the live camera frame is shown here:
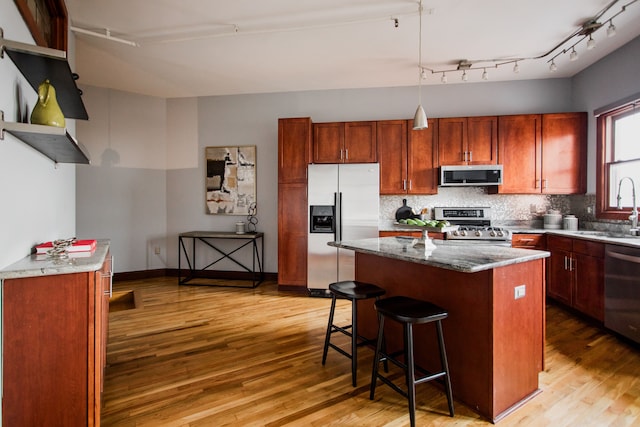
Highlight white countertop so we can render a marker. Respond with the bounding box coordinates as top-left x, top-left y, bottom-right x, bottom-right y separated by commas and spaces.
0, 240, 110, 279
